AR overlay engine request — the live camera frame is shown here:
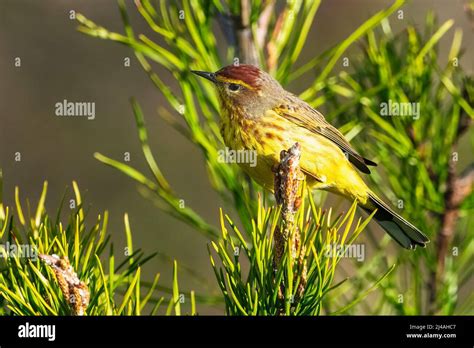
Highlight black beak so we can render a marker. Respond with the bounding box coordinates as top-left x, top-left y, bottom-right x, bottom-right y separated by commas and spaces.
191, 70, 217, 83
